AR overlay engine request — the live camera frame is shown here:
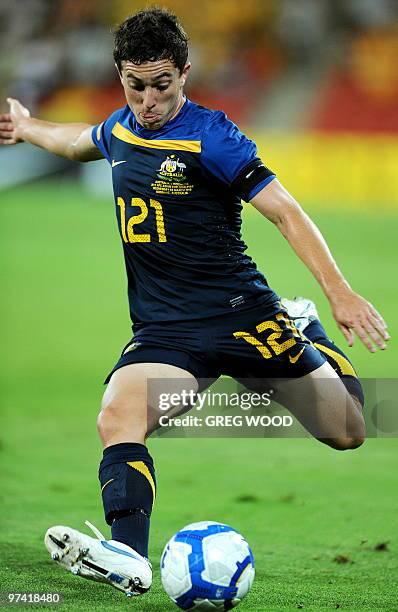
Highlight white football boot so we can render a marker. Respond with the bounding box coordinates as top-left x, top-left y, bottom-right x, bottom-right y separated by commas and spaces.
280, 296, 319, 333
44, 520, 152, 597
